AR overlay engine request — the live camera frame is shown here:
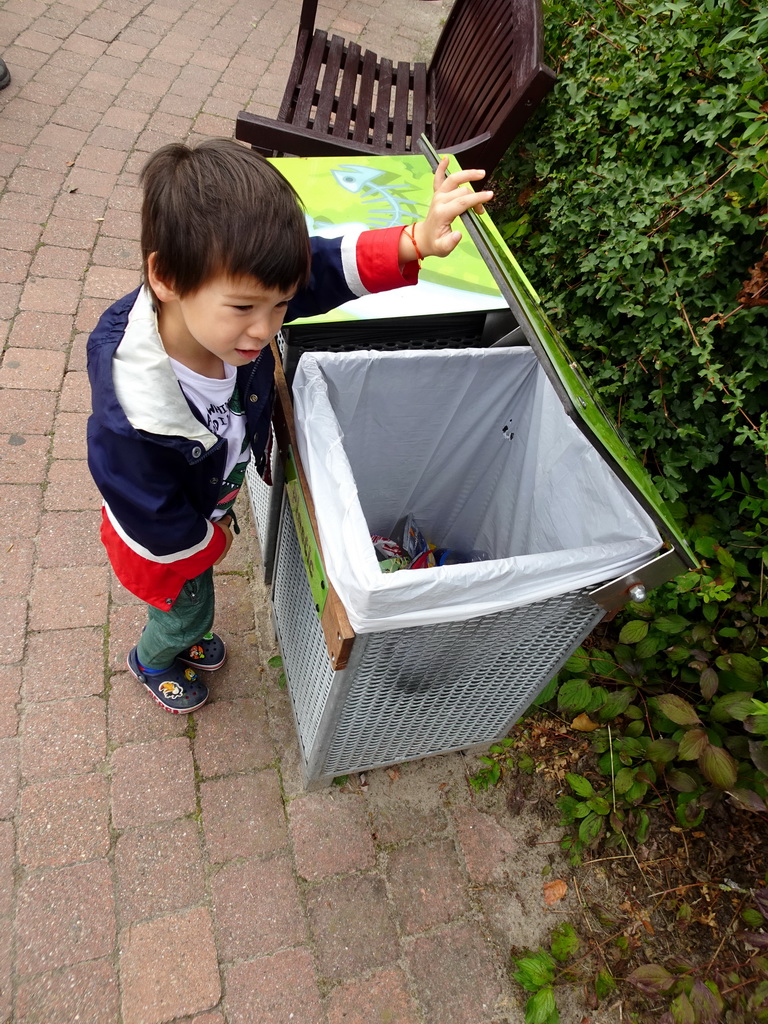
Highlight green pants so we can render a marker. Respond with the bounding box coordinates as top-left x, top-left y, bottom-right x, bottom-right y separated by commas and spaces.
137, 568, 215, 670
